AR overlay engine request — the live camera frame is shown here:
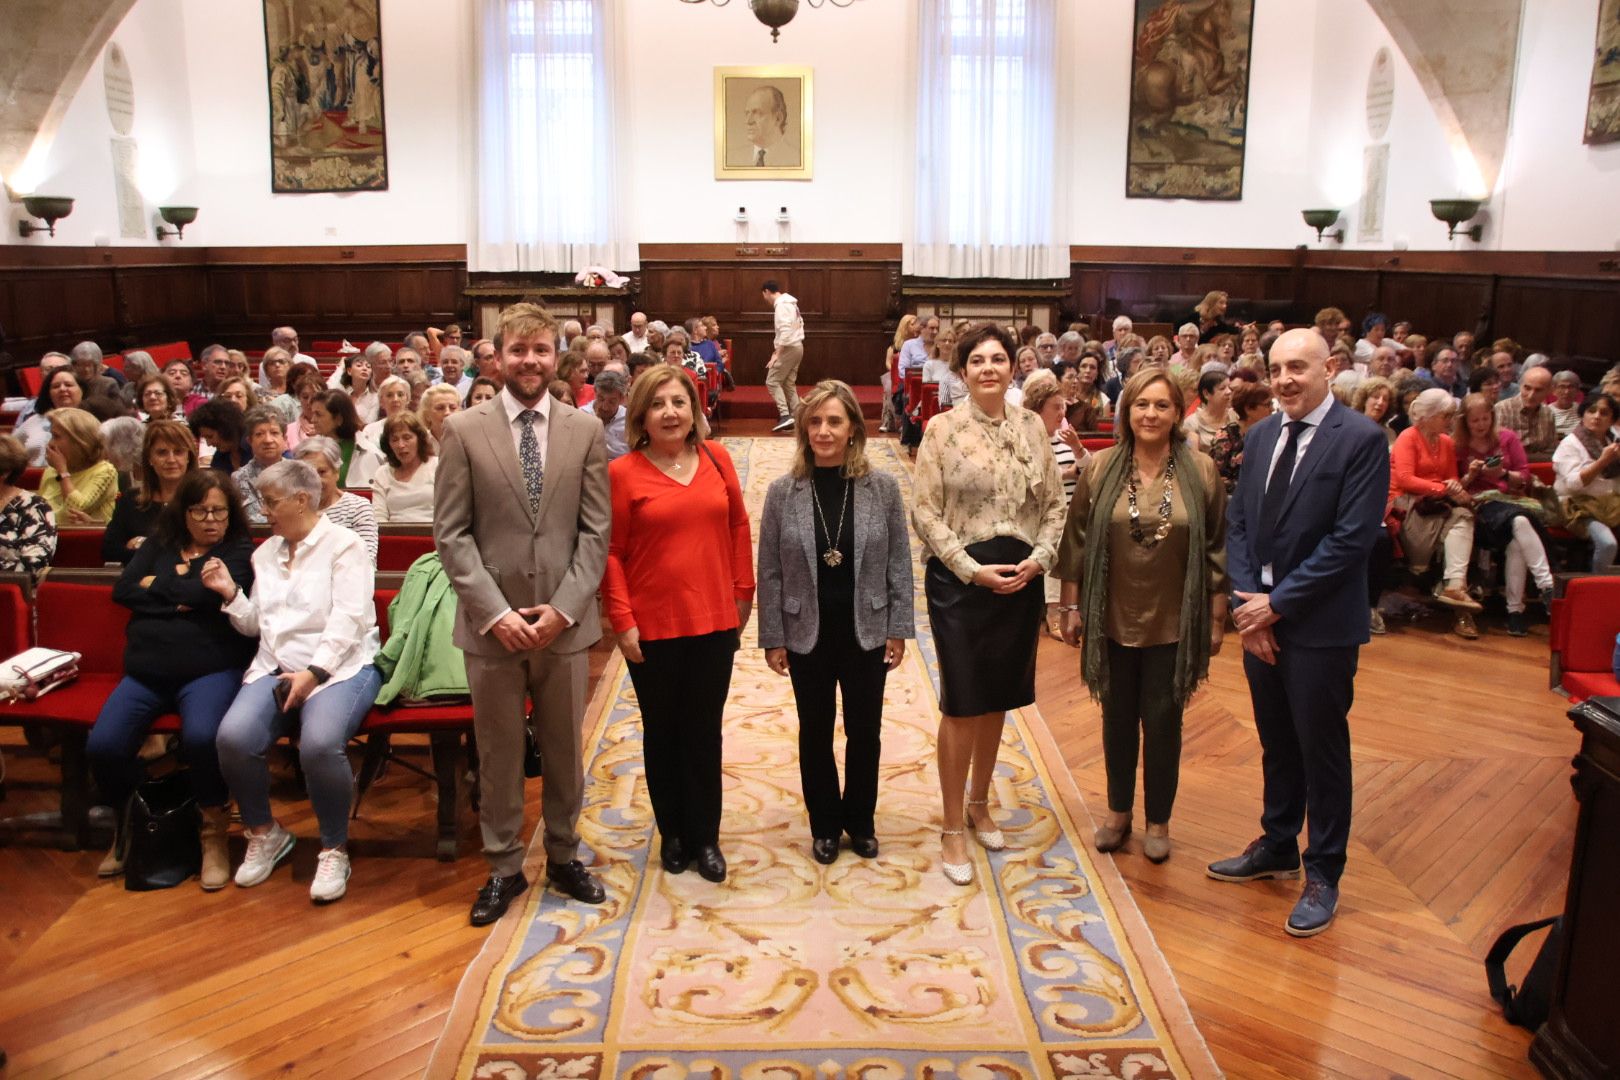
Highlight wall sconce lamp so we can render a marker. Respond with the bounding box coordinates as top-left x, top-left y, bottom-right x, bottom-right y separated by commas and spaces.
1430, 198, 1483, 242
733, 206, 749, 225
155, 206, 198, 240
775, 206, 790, 224
17, 195, 75, 238
1301, 208, 1343, 244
